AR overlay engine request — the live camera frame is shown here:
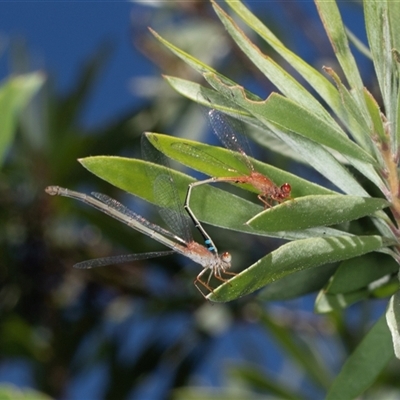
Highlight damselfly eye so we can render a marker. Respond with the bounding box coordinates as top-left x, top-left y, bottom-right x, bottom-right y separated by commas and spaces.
221, 252, 232, 264
281, 183, 291, 195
